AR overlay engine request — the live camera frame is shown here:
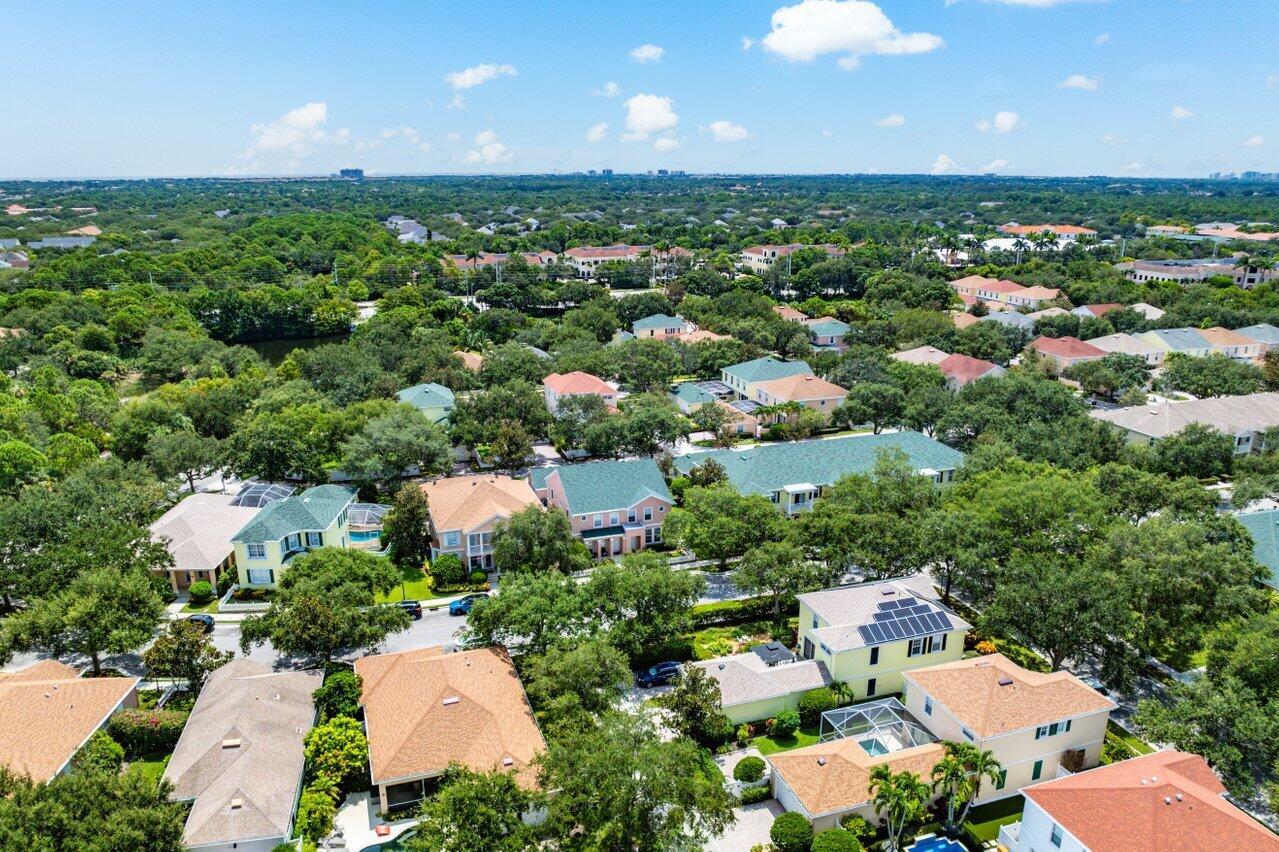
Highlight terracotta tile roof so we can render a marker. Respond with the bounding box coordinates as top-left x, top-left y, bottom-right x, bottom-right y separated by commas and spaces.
1081, 303, 1123, 317
999, 223, 1097, 237
1028, 336, 1107, 360
1024, 750, 1279, 852
770, 738, 945, 817
891, 346, 950, 365
1018, 285, 1062, 300
952, 313, 980, 329
543, 371, 615, 396
951, 274, 1025, 295
938, 353, 1000, 385
754, 373, 848, 403
356, 646, 545, 789
65, 224, 102, 236
422, 475, 539, 533
903, 654, 1114, 738
453, 350, 484, 371
563, 244, 642, 260
773, 306, 809, 322
675, 329, 733, 344
0, 663, 138, 781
